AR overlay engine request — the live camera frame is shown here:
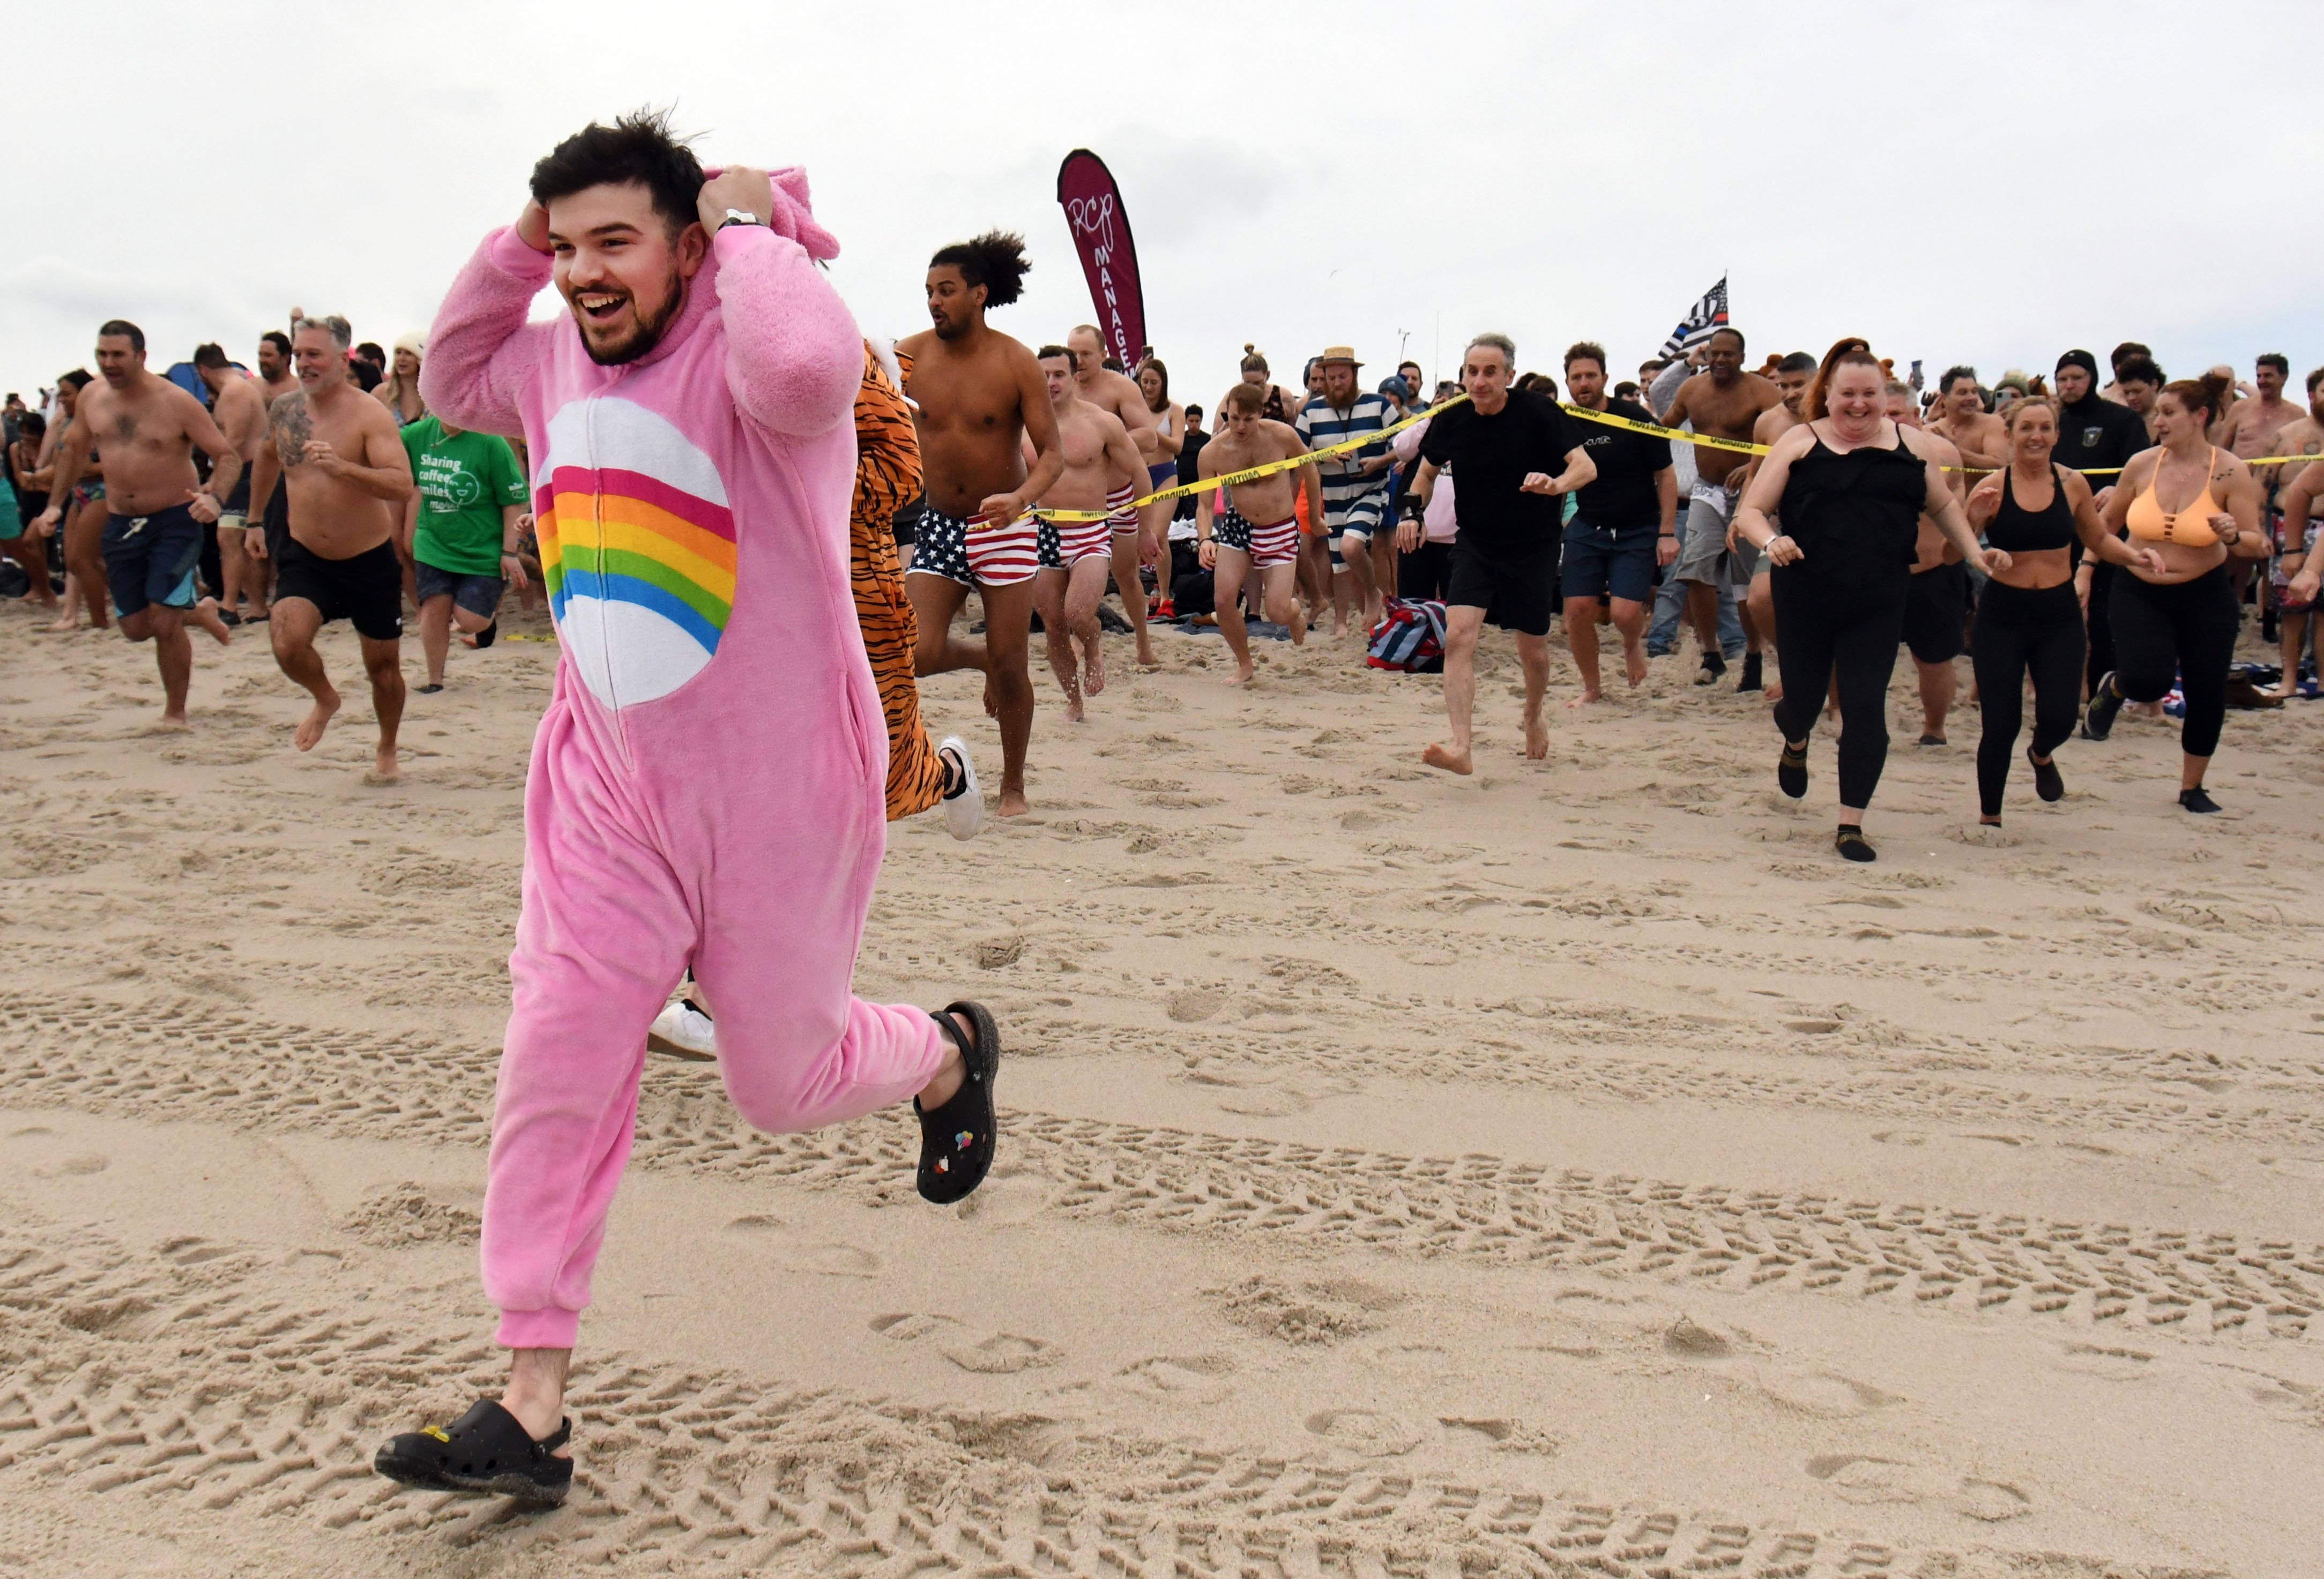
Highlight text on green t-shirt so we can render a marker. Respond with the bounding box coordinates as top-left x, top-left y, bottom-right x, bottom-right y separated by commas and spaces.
401, 415, 527, 576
